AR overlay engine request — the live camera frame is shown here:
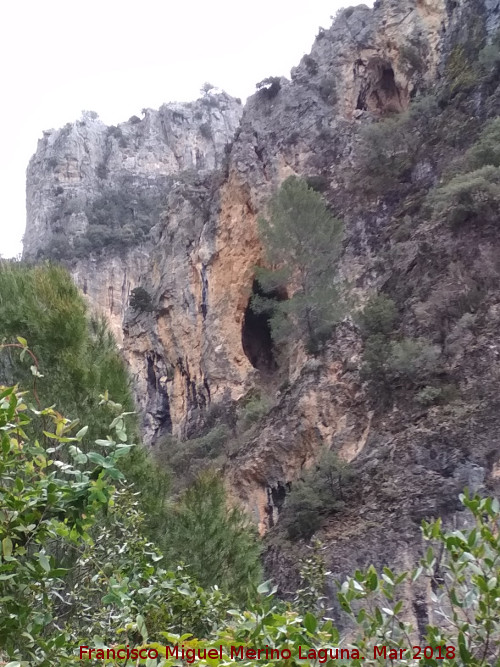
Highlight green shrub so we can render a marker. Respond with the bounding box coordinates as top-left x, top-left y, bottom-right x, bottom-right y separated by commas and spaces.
0, 372, 137, 663
358, 294, 397, 338
356, 94, 440, 192
130, 286, 154, 313
357, 116, 413, 189
478, 30, 500, 77
360, 333, 392, 386
399, 43, 425, 74
464, 118, 500, 169
199, 122, 212, 140
387, 337, 441, 383
359, 292, 441, 393
445, 45, 476, 94
159, 425, 231, 484
238, 392, 271, 429
282, 449, 352, 540
318, 75, 337, 104
416, 384, 443, 406
303, 54, 319, 75
430, 166, 500, 228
